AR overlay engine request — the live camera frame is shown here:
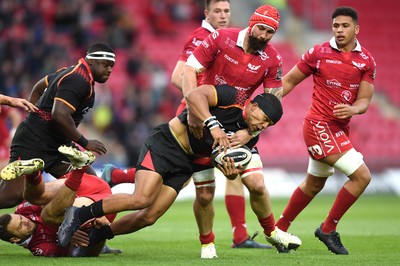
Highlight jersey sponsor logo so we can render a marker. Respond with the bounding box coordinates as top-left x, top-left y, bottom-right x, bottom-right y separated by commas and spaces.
326, 59, 342, 64
335, 130, 345, 137
247, 63, 260, 72
341, 90, 352, 102
340, 140, 350, 146
234, 86, 251, 91
215, 74, 227, 85
349, 84, 359, 89
313, 121, 335, 154
224, 54, 238, 65
352, 61, 366, 70
192, 38, 202, 47
326, 79, 341, 88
